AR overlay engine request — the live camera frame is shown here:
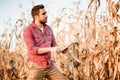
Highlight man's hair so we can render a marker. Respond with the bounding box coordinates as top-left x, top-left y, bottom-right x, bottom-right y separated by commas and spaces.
31, 4, 44, 20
